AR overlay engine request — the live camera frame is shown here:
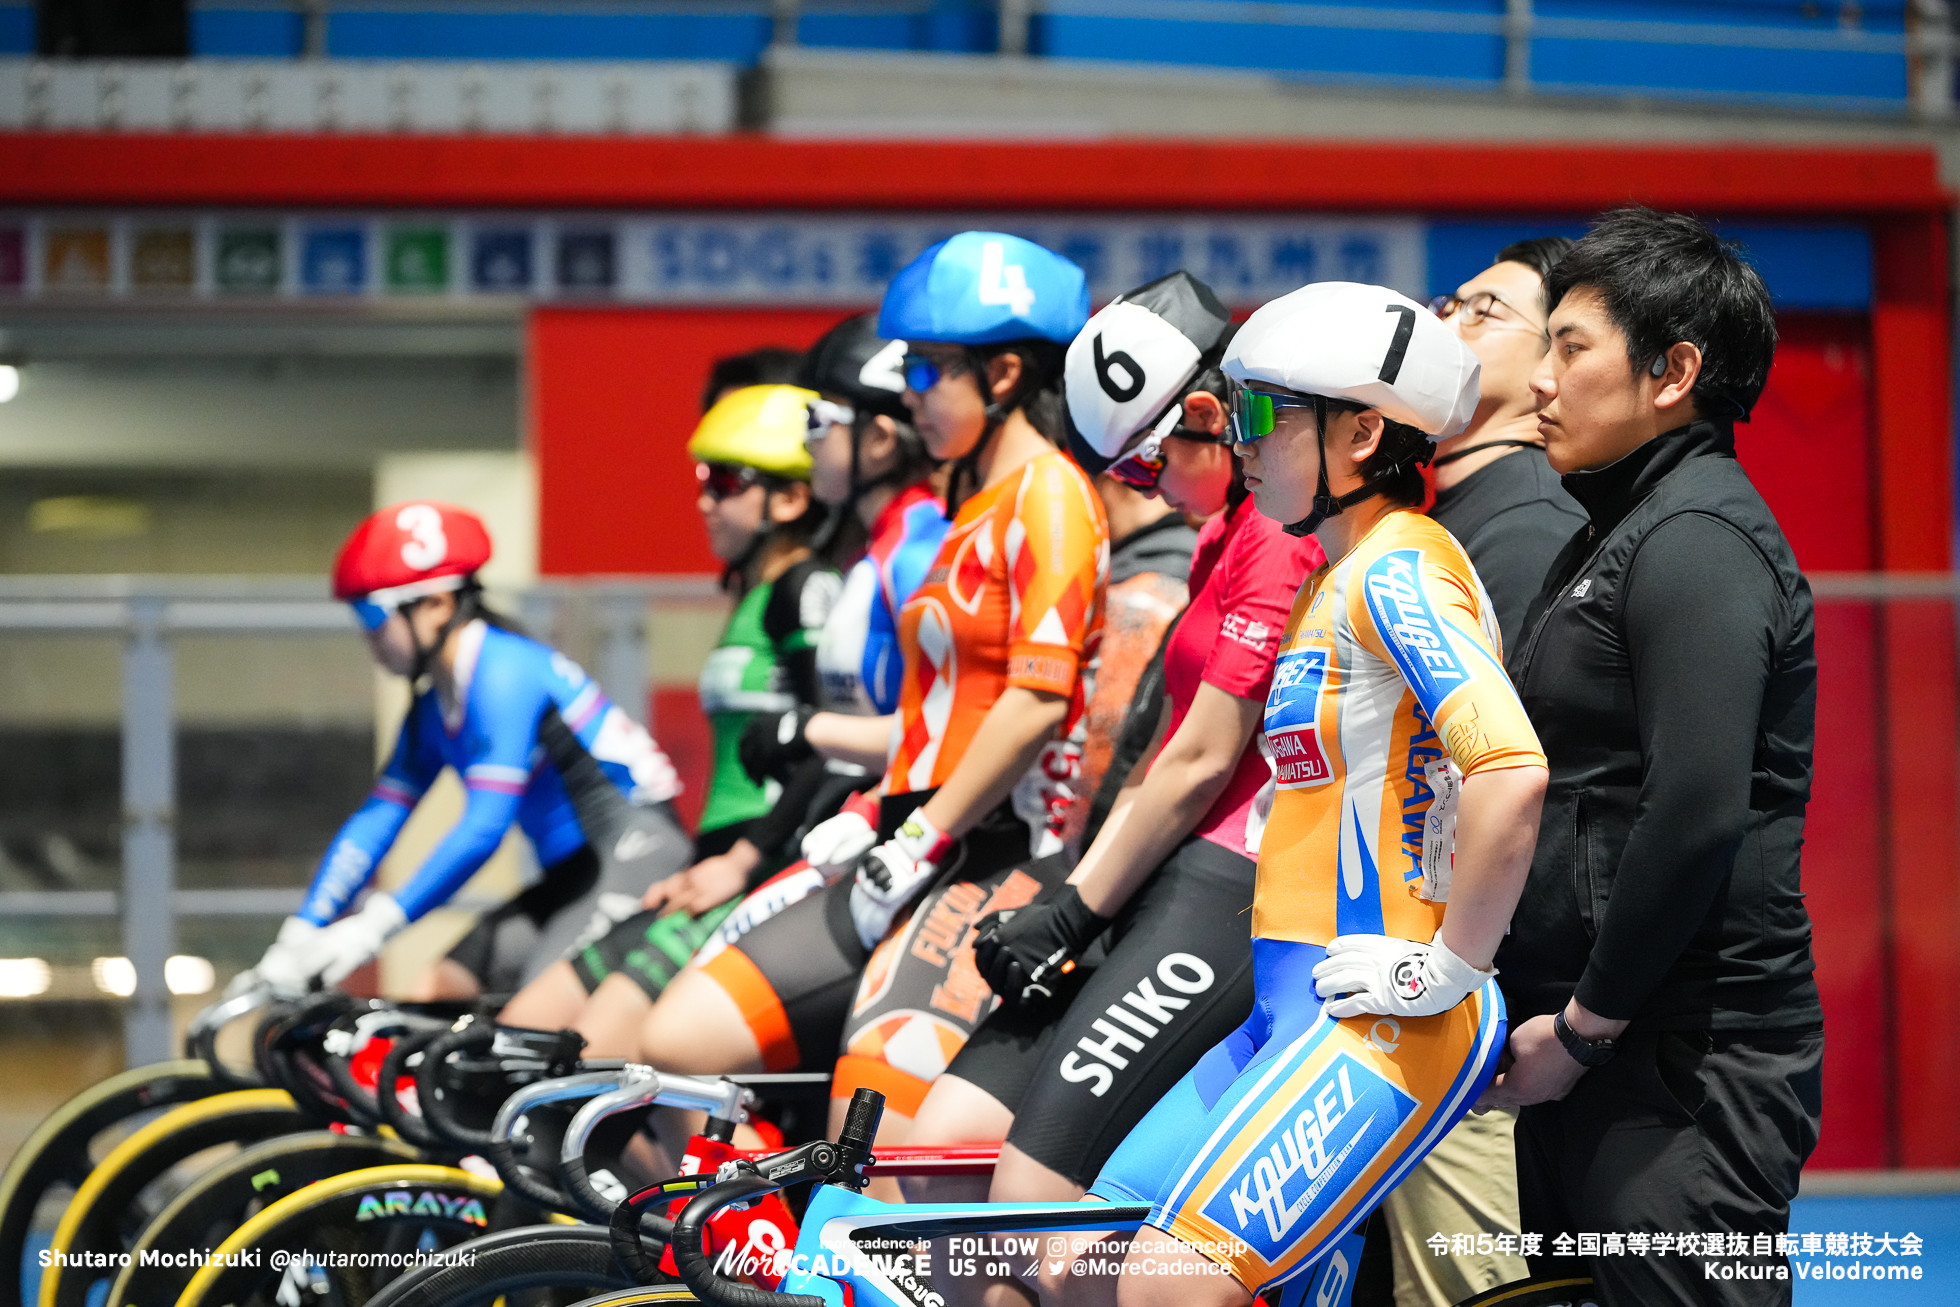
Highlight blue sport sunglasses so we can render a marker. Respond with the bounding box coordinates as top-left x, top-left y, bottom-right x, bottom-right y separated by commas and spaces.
901, 352, 945, 394
350, 599, 393, 632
